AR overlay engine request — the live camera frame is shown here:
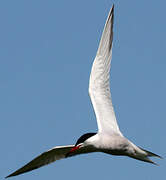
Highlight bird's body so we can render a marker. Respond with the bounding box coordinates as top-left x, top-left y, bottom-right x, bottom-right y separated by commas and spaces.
6, 4, 162, 178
